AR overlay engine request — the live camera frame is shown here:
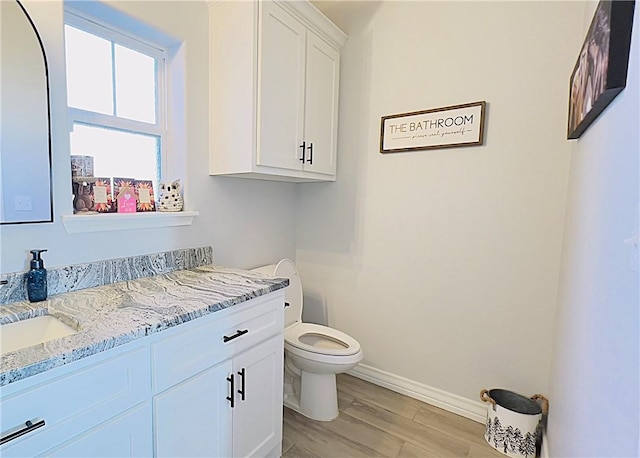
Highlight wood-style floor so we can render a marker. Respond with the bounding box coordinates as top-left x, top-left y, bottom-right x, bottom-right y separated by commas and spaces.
282, 374, 505, 458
